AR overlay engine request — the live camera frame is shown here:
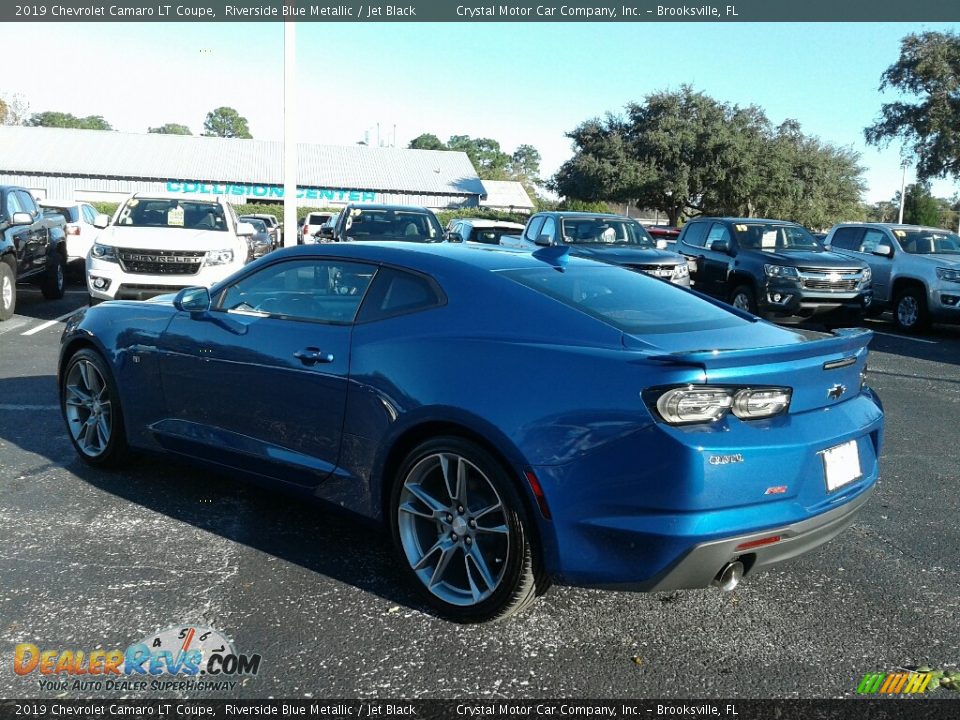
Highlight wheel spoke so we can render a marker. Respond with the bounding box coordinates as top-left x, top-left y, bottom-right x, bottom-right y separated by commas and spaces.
96, 415, 110, 449
475, 522, 510, 536
412, 538, 443, 571
398, 500, 436, 520
464, 555, 483, 602
472, 501, 502, 520
439, 453, 461, 504
82, 421, 98, 453
78, 361, 94, 393
428, 544, 457, 587
405, 482, 446, 514
65, 384, 92, 407
465, 545, 498, 593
